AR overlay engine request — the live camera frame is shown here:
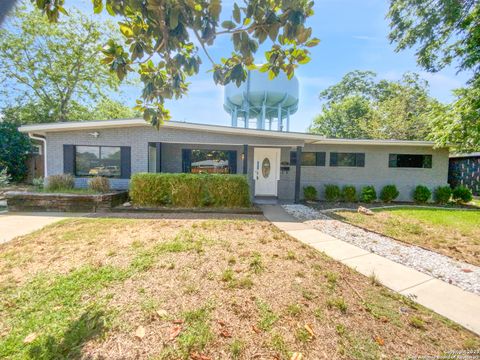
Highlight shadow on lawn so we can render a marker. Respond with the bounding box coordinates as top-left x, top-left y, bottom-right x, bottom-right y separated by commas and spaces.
27, 310, 106, 359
